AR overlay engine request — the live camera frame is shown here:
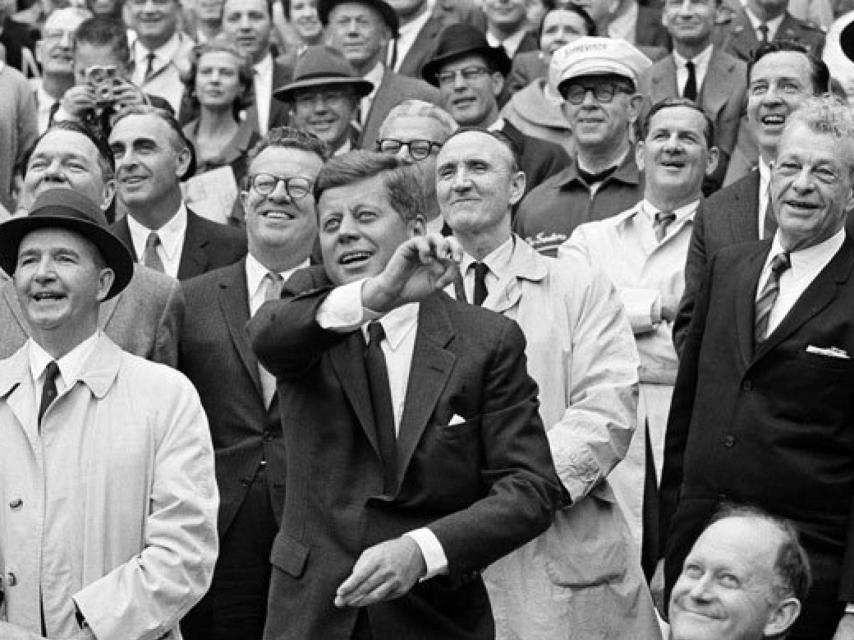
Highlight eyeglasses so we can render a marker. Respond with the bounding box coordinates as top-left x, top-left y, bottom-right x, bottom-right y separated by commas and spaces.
436, 66, 491, 87
127, 0, 175, 6
376, 138, 442, 161
294, 88, 352, 107
562, 82, 633, 105
249, 174, 314, 199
